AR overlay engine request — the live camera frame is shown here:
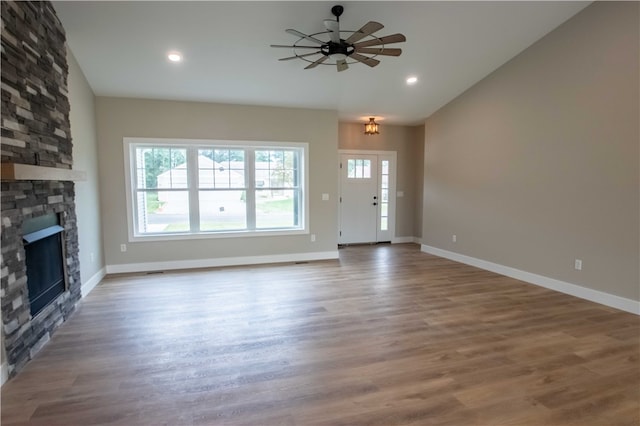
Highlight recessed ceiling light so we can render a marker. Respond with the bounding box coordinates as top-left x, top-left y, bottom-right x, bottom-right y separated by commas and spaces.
406, 76, 418, 85
167, 52, 182, 62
